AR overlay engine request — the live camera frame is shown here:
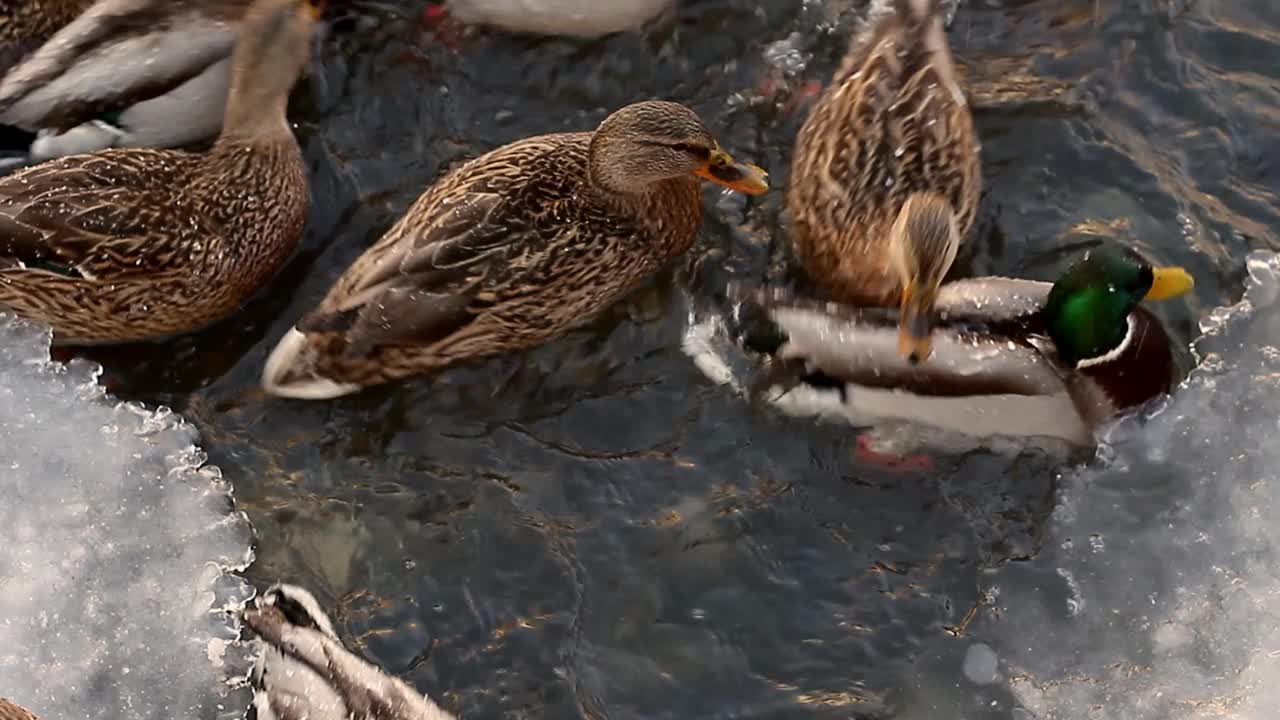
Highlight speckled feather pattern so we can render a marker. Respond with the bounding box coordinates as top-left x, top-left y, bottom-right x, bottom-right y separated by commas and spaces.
293, 130, 703, 388
0, 699, 37, 720
0, 136, 307, 343
787, 0, 980, 306
0, 0, 95, 72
